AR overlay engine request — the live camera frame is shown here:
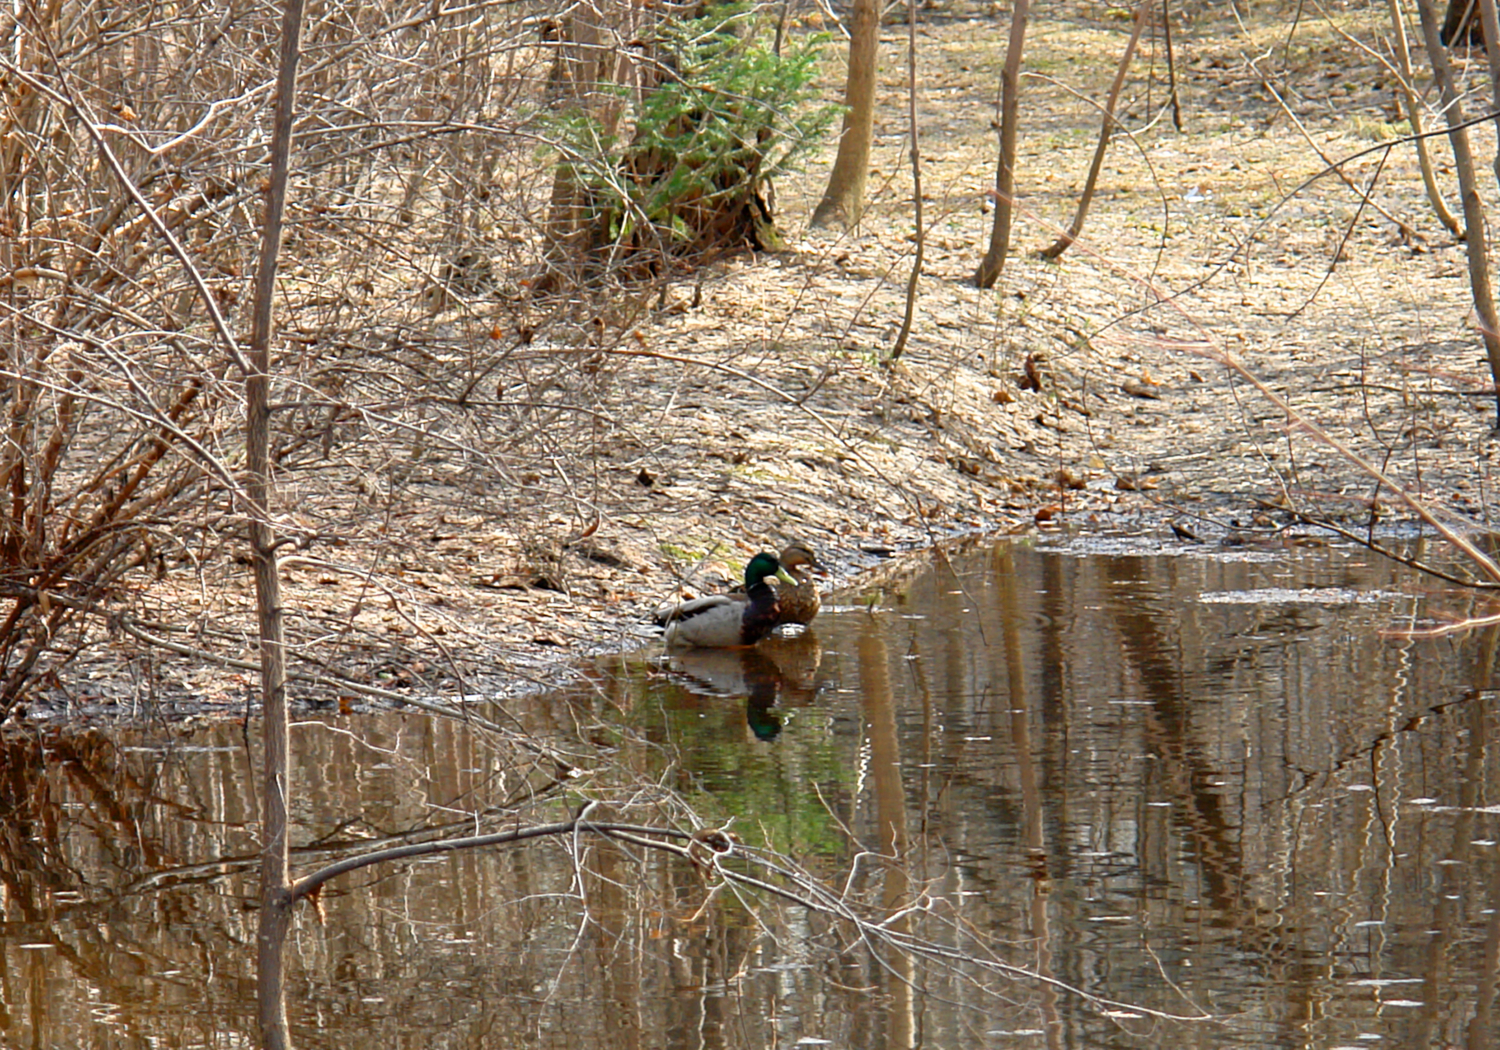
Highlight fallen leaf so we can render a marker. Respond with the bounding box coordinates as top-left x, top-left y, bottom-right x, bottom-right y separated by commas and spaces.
1019, 353, 1044, 392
